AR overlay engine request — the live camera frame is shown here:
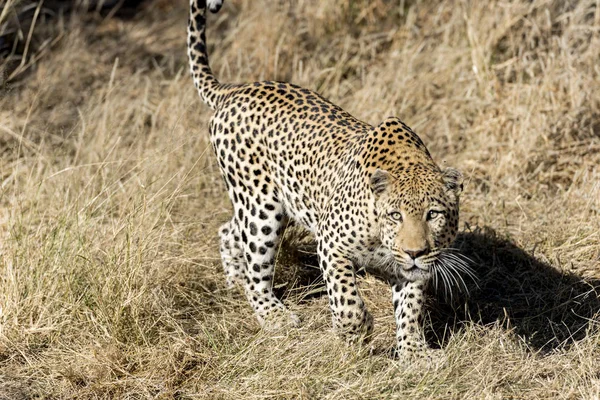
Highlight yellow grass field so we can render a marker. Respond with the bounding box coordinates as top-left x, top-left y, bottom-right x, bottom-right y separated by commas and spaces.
1, 0, 599, 398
